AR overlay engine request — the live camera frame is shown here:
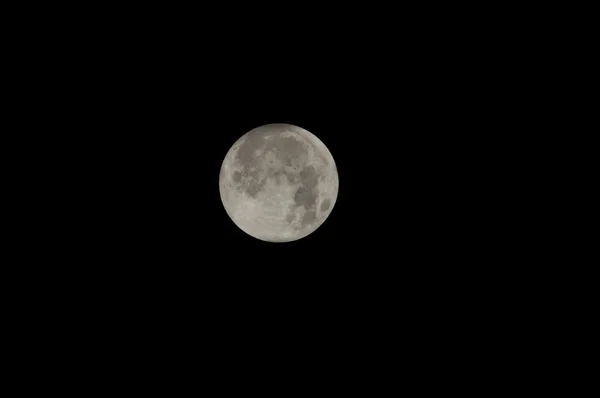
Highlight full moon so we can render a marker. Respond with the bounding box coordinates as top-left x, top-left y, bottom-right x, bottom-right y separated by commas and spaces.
219, 123, 339, 242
